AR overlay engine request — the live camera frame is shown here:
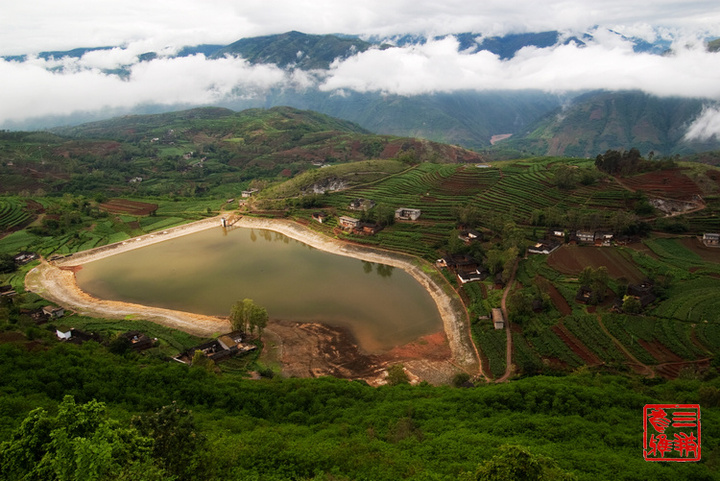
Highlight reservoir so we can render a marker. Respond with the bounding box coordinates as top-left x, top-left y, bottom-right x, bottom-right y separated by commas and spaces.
75, 227, 443, 353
